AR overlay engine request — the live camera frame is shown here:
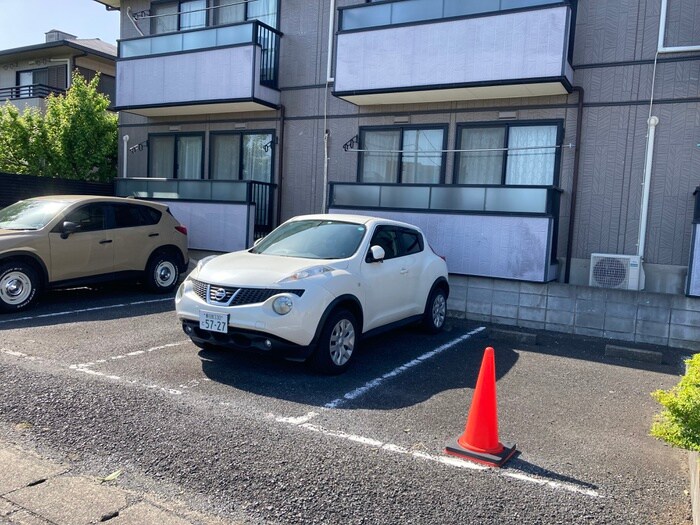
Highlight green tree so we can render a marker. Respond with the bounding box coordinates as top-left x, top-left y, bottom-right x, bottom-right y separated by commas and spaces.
44, 71, 117, 182
0, 70, 117, 182
651, 353, 700, 451
0, 102, 51, 175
